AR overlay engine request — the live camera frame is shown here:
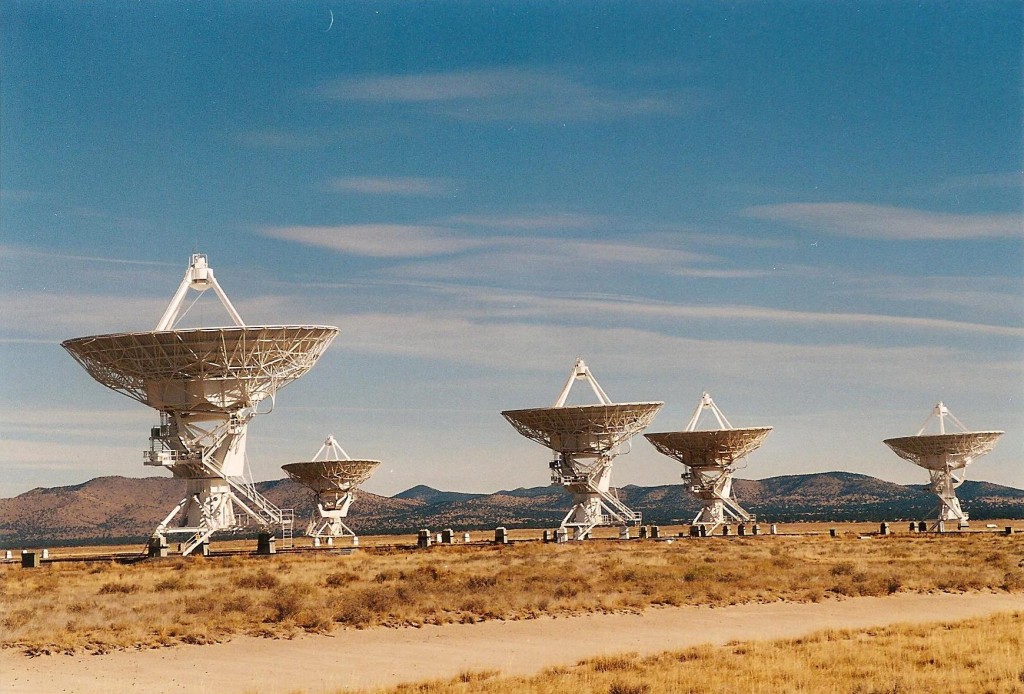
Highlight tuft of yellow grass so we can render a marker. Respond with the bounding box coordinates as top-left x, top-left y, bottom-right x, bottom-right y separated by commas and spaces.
361, 612, 1024, 694
1, 532, 1021, 654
